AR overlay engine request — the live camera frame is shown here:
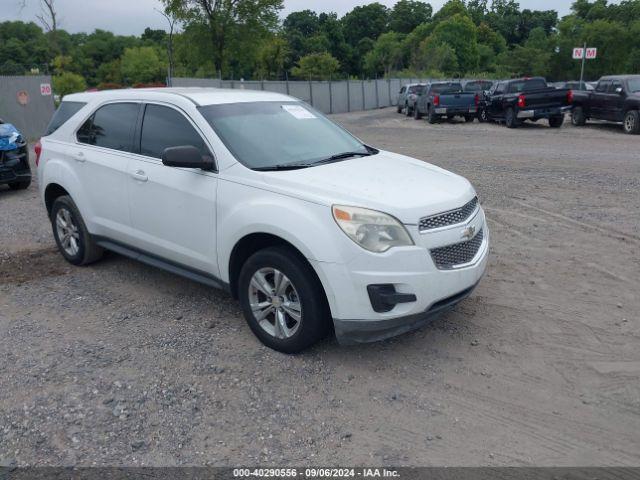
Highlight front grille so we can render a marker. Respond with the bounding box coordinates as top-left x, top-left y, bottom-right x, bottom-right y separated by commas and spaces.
430, 228, 484, 270
419, 197, 478, 231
